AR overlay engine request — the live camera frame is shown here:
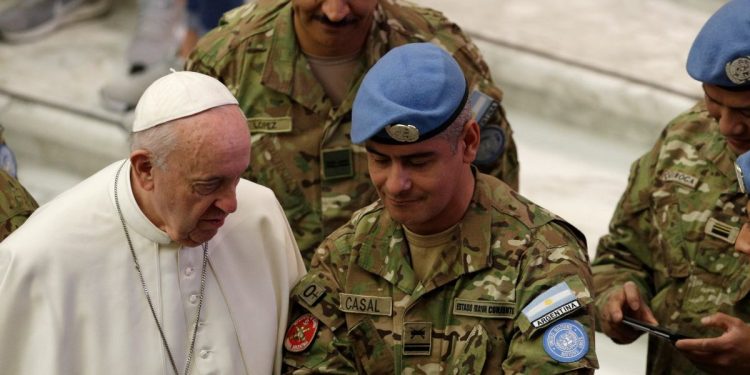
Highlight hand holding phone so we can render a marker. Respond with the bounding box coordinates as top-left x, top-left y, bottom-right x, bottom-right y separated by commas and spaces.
622, 316, 692, 343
